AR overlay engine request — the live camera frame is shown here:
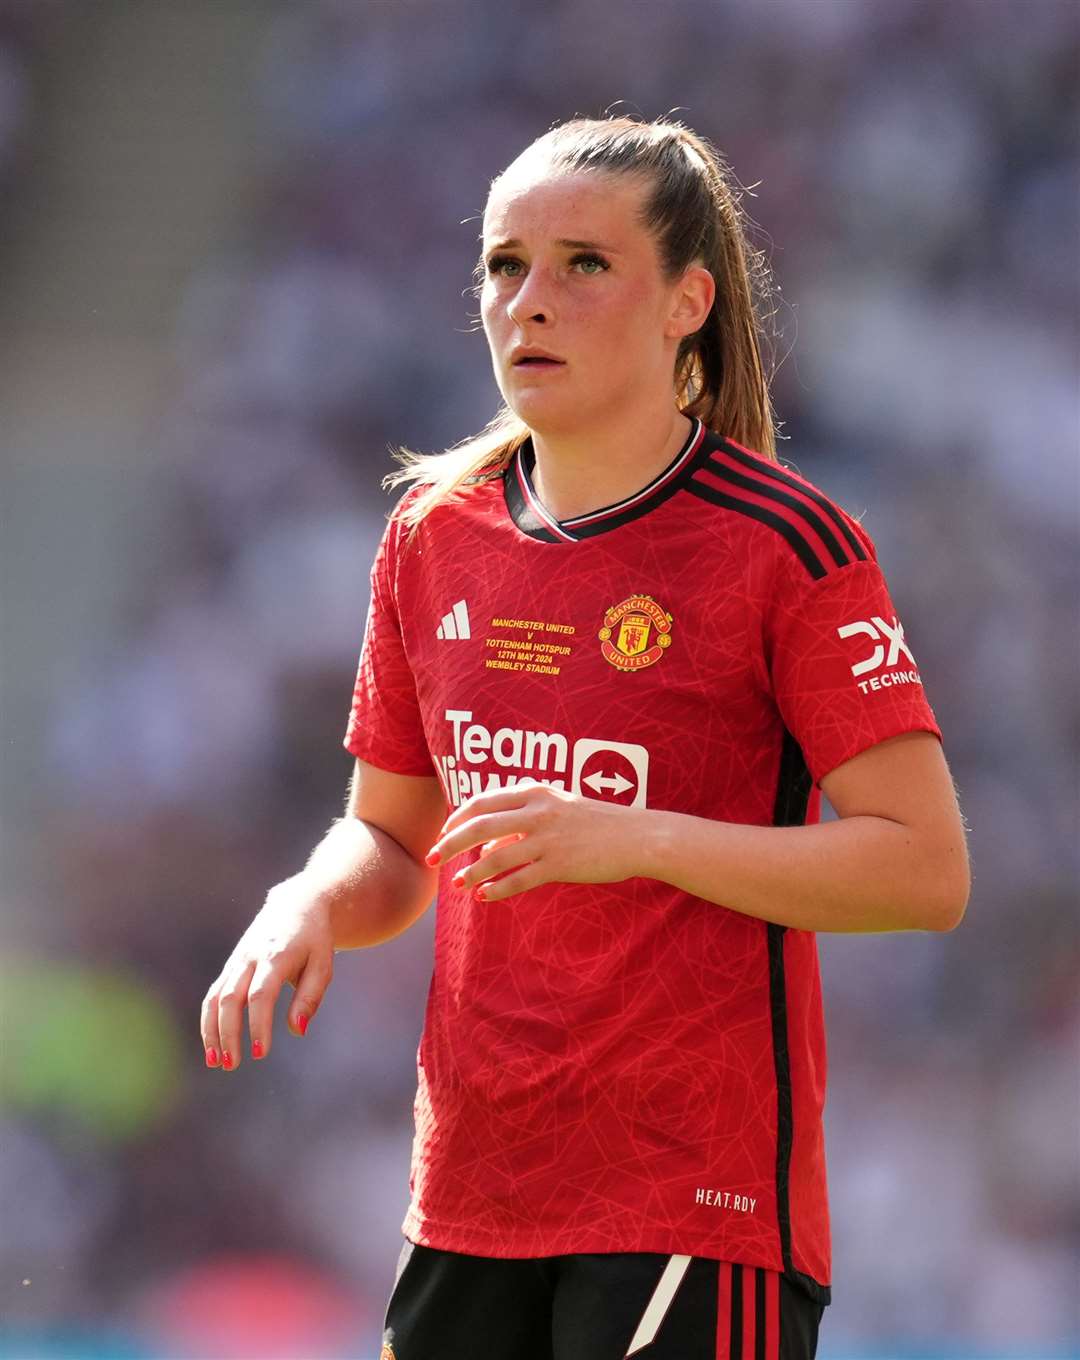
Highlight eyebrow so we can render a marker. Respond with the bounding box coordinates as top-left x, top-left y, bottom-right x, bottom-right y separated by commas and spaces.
484, 237, 618, 255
